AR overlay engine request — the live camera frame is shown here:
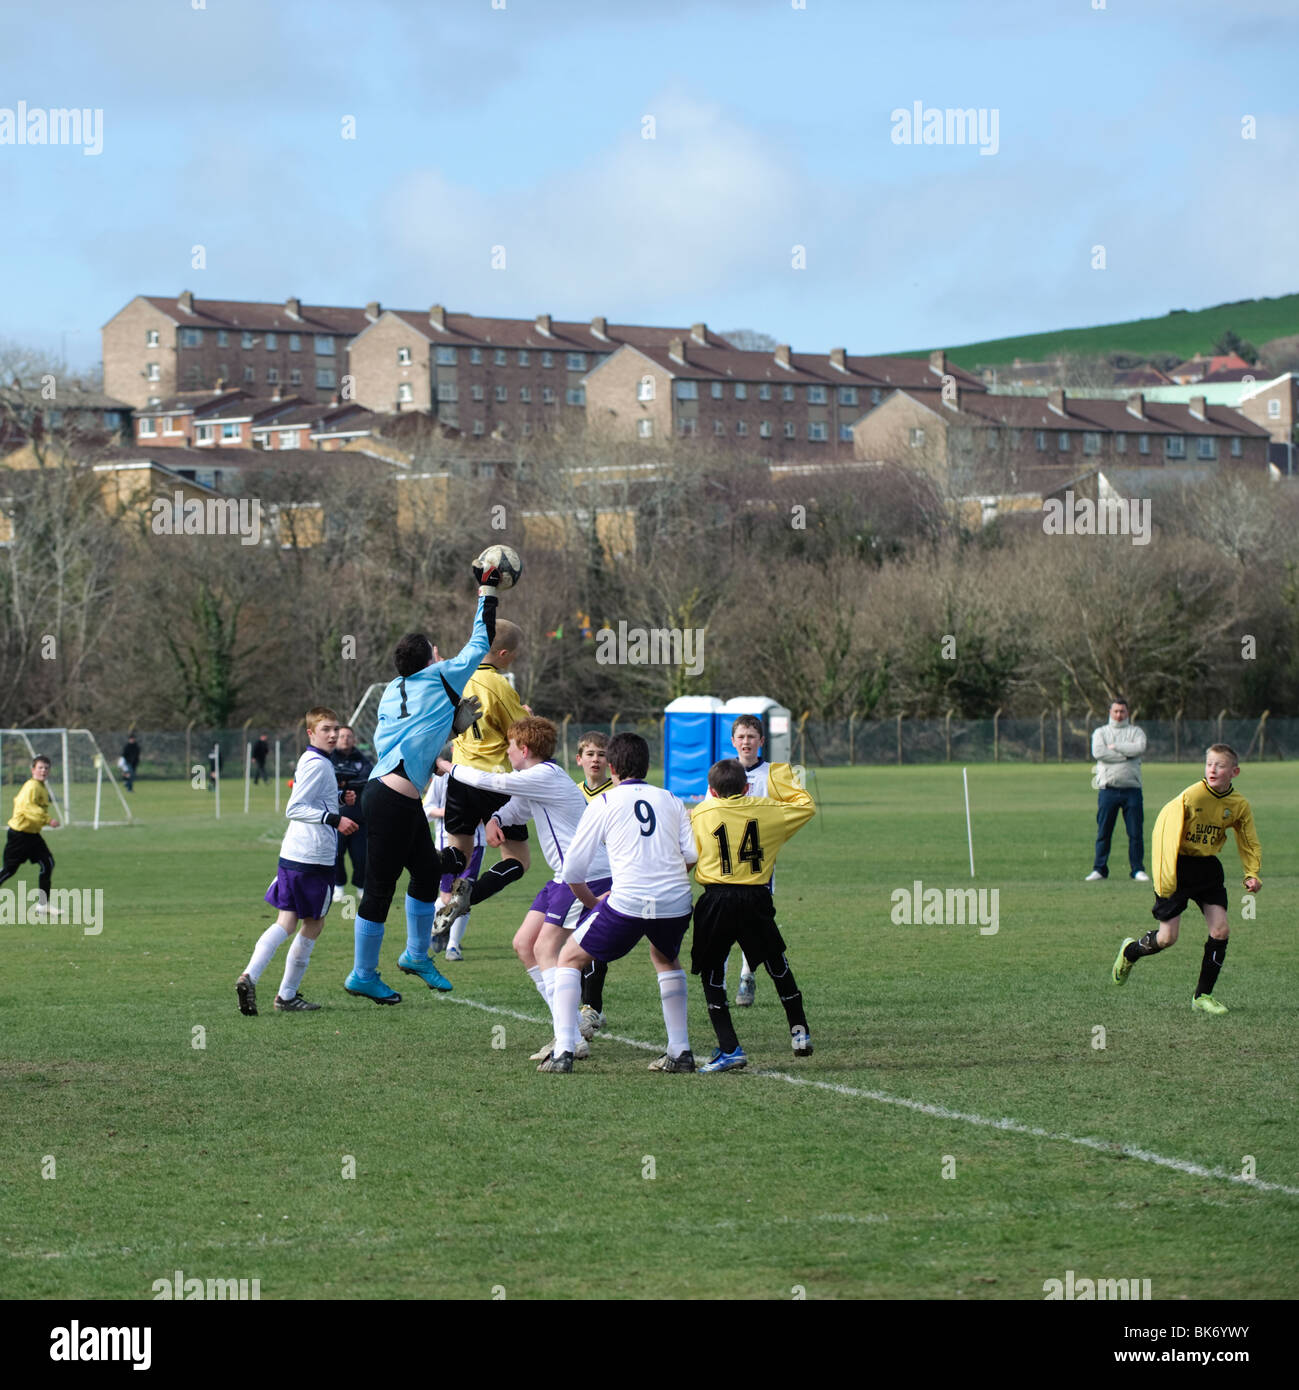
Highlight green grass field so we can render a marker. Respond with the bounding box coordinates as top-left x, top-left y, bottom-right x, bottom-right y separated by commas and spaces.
895, 292, 1299, 370
3, 765, 1297, 1301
